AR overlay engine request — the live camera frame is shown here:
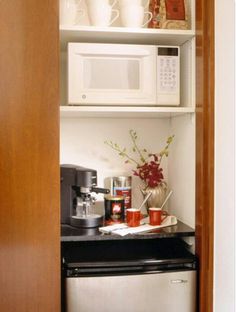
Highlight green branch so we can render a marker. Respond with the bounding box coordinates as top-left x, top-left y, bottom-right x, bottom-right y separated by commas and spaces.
104, 140, 140, 166
159, 135, 175, 163
129, 130, 147, 163
104, 131, 174, 168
